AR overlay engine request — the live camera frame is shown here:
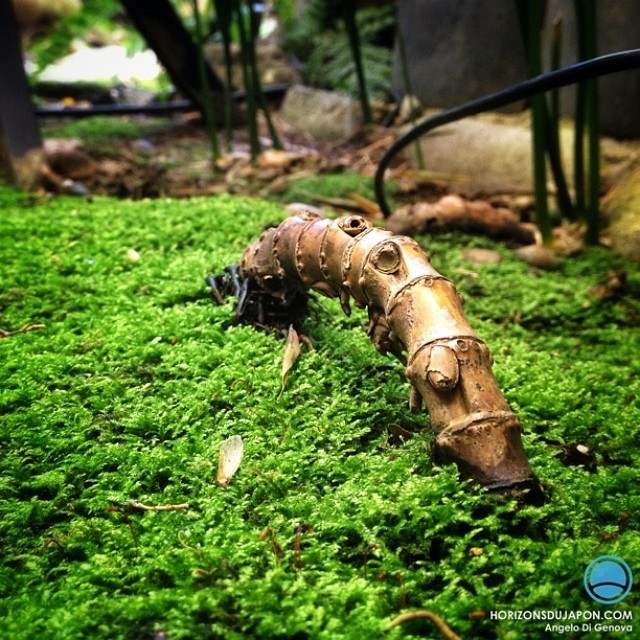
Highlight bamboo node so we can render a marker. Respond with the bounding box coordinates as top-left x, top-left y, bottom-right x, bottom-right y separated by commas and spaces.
372, 242, 402, 273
